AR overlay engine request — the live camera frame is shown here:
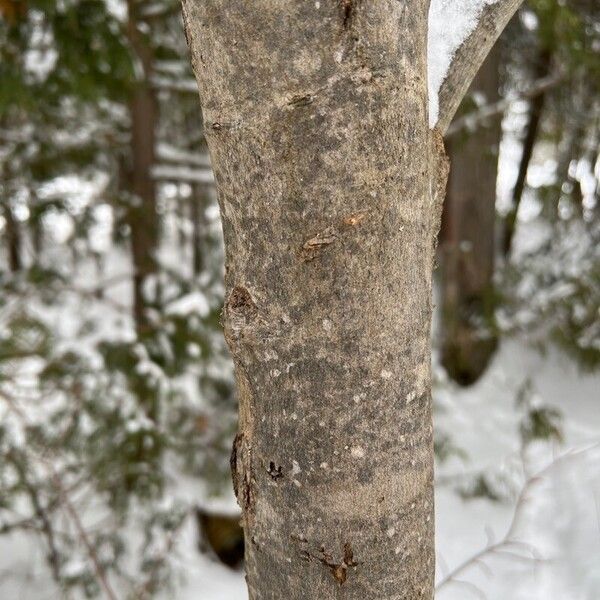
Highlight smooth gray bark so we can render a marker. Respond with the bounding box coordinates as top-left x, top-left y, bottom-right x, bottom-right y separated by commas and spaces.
181, 1, 520, 598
